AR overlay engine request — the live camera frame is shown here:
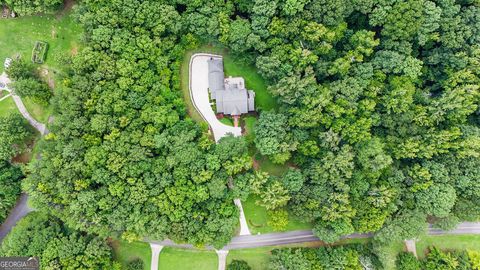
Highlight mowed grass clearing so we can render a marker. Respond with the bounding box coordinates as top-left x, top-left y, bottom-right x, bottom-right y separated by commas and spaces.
416, 234, 480, 258
23, 97, 52, 123
227, 247, 272, 270
242, 195, 313, 234
0, 96, 17, 117
111, 240, 151, 270
158, 247, 217, 270
0, 13, 82, 73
